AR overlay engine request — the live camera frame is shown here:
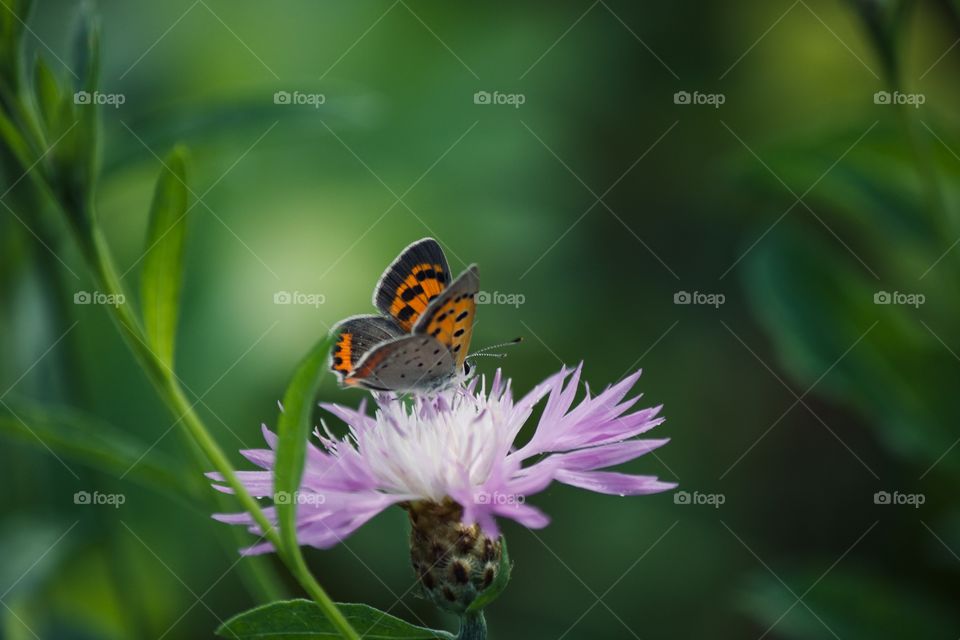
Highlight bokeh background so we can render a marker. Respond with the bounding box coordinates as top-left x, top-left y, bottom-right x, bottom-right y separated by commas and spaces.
2, 0, 960, 638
